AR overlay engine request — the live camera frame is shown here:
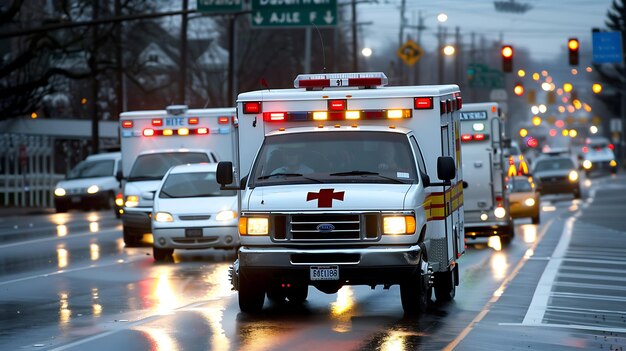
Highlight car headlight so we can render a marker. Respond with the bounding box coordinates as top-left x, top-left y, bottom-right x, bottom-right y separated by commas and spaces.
568, 170, 579, 182
115, 194, 124, 207
383, 215, 416, 235
524, 198, 536, 207
125, 195, 139, 207
240, 217, 269, 235
215, 210, 237, 221
87, 185, 99, 194
610, 160, 617, 167
54, 188, 66, 197
480, 213, 489, 221
582, 160, 592, 170
494, 206, 507, 219
154, 212, 174, 222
